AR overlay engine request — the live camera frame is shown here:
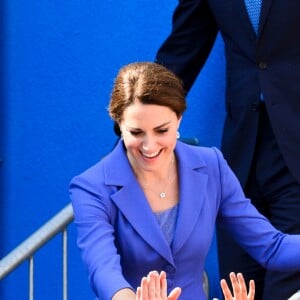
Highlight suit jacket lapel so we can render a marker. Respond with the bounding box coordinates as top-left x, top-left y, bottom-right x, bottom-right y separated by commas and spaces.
171, 146, 208, 254
238, 0, 257, 39
104, 140, 208, 264
111, 182, 174, 265
105, 141, 174, 265
258, 0, 272, 37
